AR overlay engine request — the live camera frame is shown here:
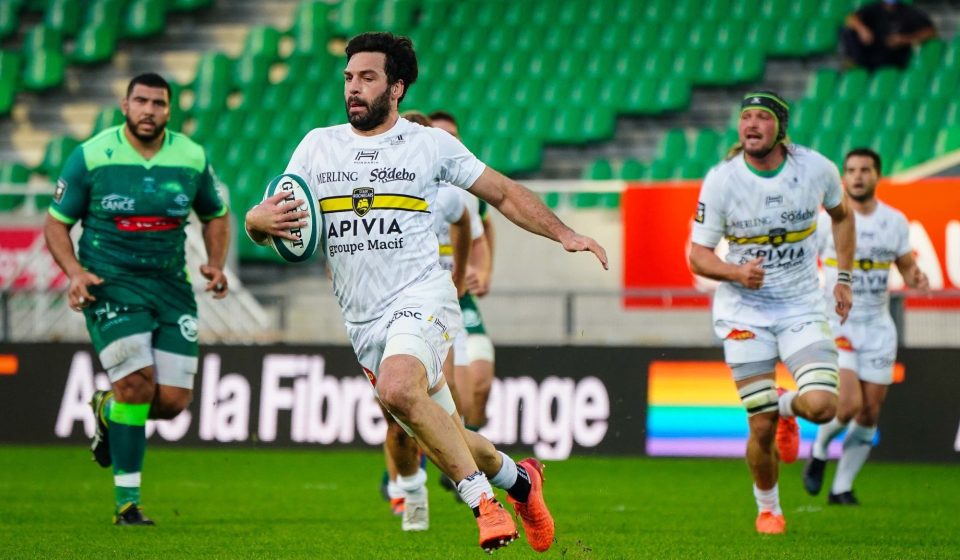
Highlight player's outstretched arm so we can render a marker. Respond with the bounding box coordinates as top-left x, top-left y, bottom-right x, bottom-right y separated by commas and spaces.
468, 167, 608, 270
826, 199, 856, 323
244, 191, 309, 243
